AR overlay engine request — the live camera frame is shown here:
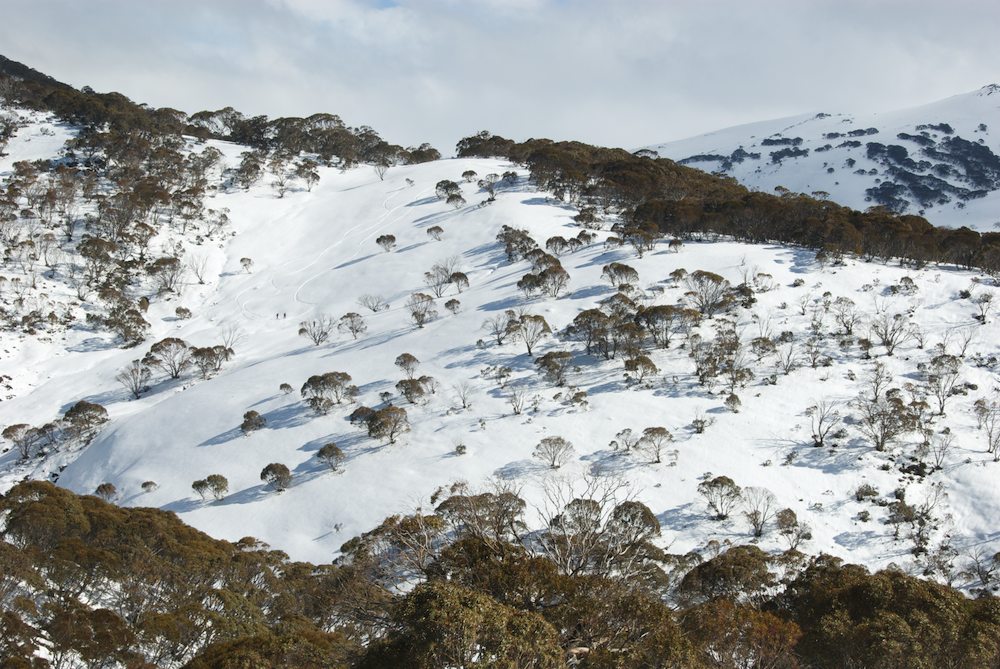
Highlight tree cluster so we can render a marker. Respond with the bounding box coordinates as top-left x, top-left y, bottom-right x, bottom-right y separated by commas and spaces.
5, 476, 997, 667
